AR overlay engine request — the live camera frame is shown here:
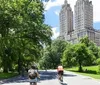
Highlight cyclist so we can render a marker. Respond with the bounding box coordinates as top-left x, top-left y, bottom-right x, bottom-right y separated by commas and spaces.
57, 65, 64, 82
